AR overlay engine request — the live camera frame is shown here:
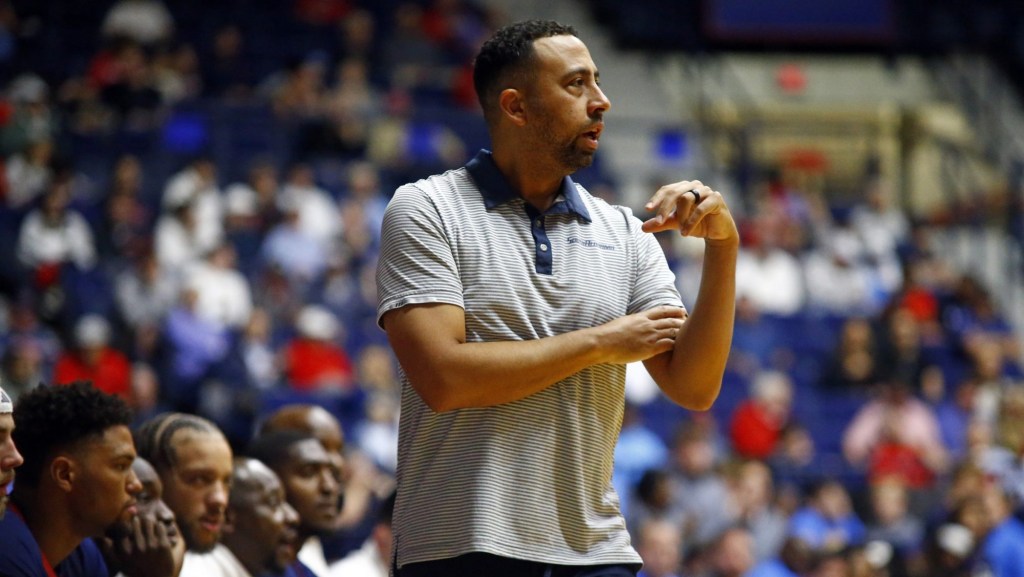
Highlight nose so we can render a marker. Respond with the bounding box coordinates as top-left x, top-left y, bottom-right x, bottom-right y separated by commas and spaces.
208, 480, 229, 511
319, 467, 339, 496
126, 468, 143, 496
282, 501, 299, 527
589, 85, 611, 116
1, 441, 23, 471
156, 501, 176, 524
